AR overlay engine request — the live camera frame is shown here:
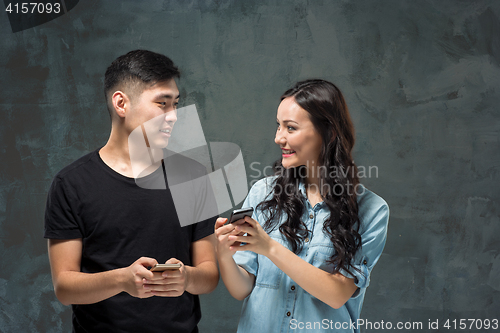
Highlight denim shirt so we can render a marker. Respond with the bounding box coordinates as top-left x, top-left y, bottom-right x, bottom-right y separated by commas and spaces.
233, 177, 389, 333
